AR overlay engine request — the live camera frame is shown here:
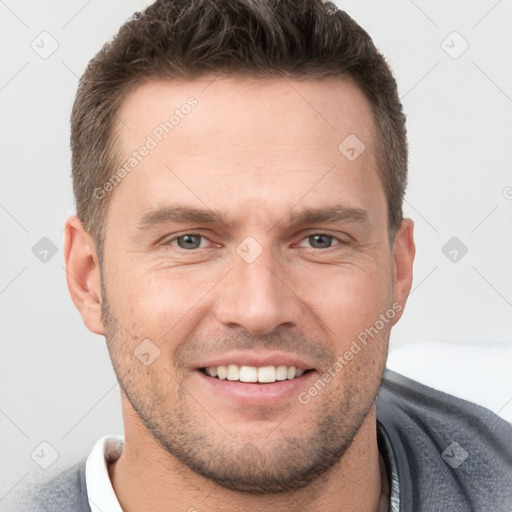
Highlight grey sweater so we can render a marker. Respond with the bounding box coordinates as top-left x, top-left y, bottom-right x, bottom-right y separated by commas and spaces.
2, 369, 511, 511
